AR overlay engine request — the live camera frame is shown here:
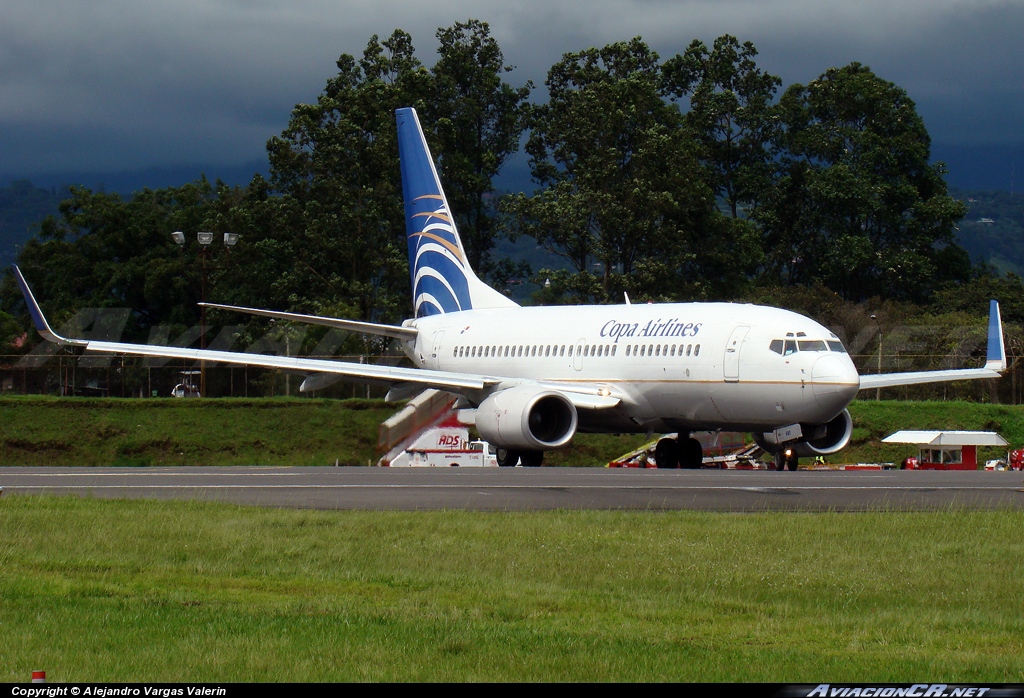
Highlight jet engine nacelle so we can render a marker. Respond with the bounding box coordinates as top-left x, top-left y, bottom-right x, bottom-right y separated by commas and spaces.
475, 386, 578, 451
755, 409, 854, 457
793, 408, 854, 457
